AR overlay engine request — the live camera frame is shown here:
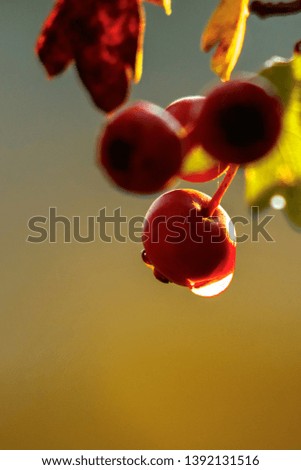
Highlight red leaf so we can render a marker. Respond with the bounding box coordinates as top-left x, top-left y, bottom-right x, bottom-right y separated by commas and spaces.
72, 0, 142, 112
36, 0, 73, 76
36, 0, 145, 113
